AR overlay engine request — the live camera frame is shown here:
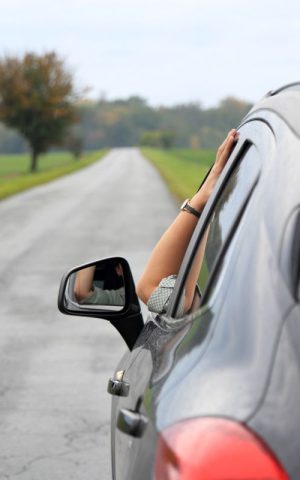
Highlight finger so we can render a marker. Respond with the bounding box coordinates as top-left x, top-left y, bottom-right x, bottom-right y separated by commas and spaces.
217, 133, 236, 168
217, 135, 230, 156
218, 129, 236, 151
215, 134, 235, 170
